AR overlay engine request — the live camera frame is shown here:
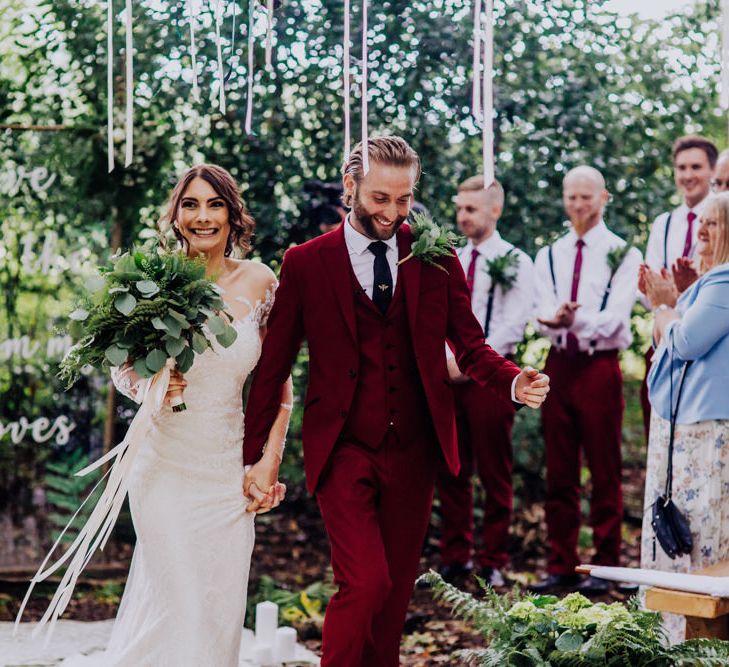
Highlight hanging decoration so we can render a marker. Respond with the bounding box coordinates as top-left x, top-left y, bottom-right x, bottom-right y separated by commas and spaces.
361, 0, 369, 174
471, 0, 481, 122
107, 0, 114, 172
343, 0, 351, 159
721, 0, 729, 140
473, 0, 494, 188
124, 0, 134, 167
213, 0, 226, 114
188, 0, 201, 102
245, 0, 255, 134
265, 0, 274, 69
